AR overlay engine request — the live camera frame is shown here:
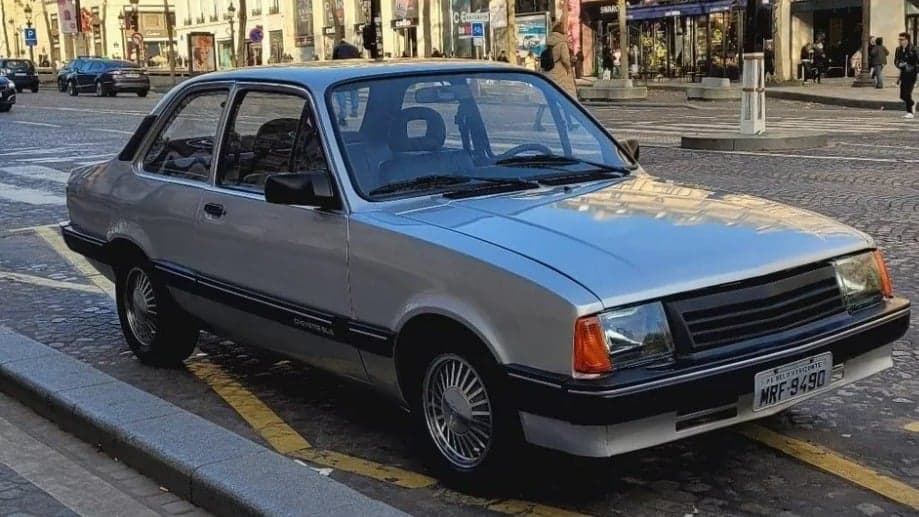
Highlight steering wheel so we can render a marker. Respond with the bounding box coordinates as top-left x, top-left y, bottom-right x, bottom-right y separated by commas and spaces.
496, 143, 553, 161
